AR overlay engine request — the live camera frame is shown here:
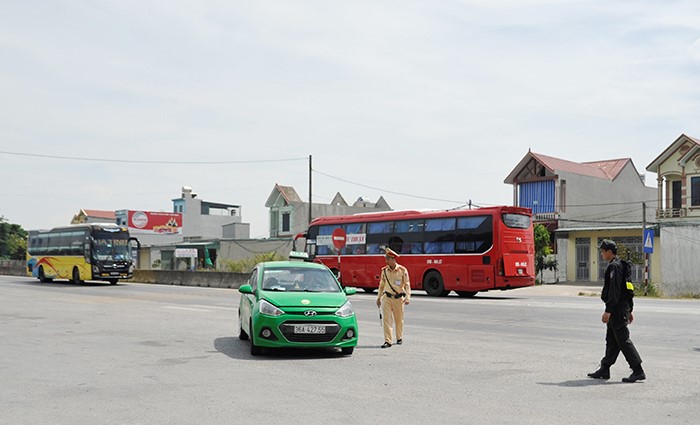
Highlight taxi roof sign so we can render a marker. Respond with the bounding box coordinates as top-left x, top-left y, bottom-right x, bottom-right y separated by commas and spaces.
289, 251, 310, 261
